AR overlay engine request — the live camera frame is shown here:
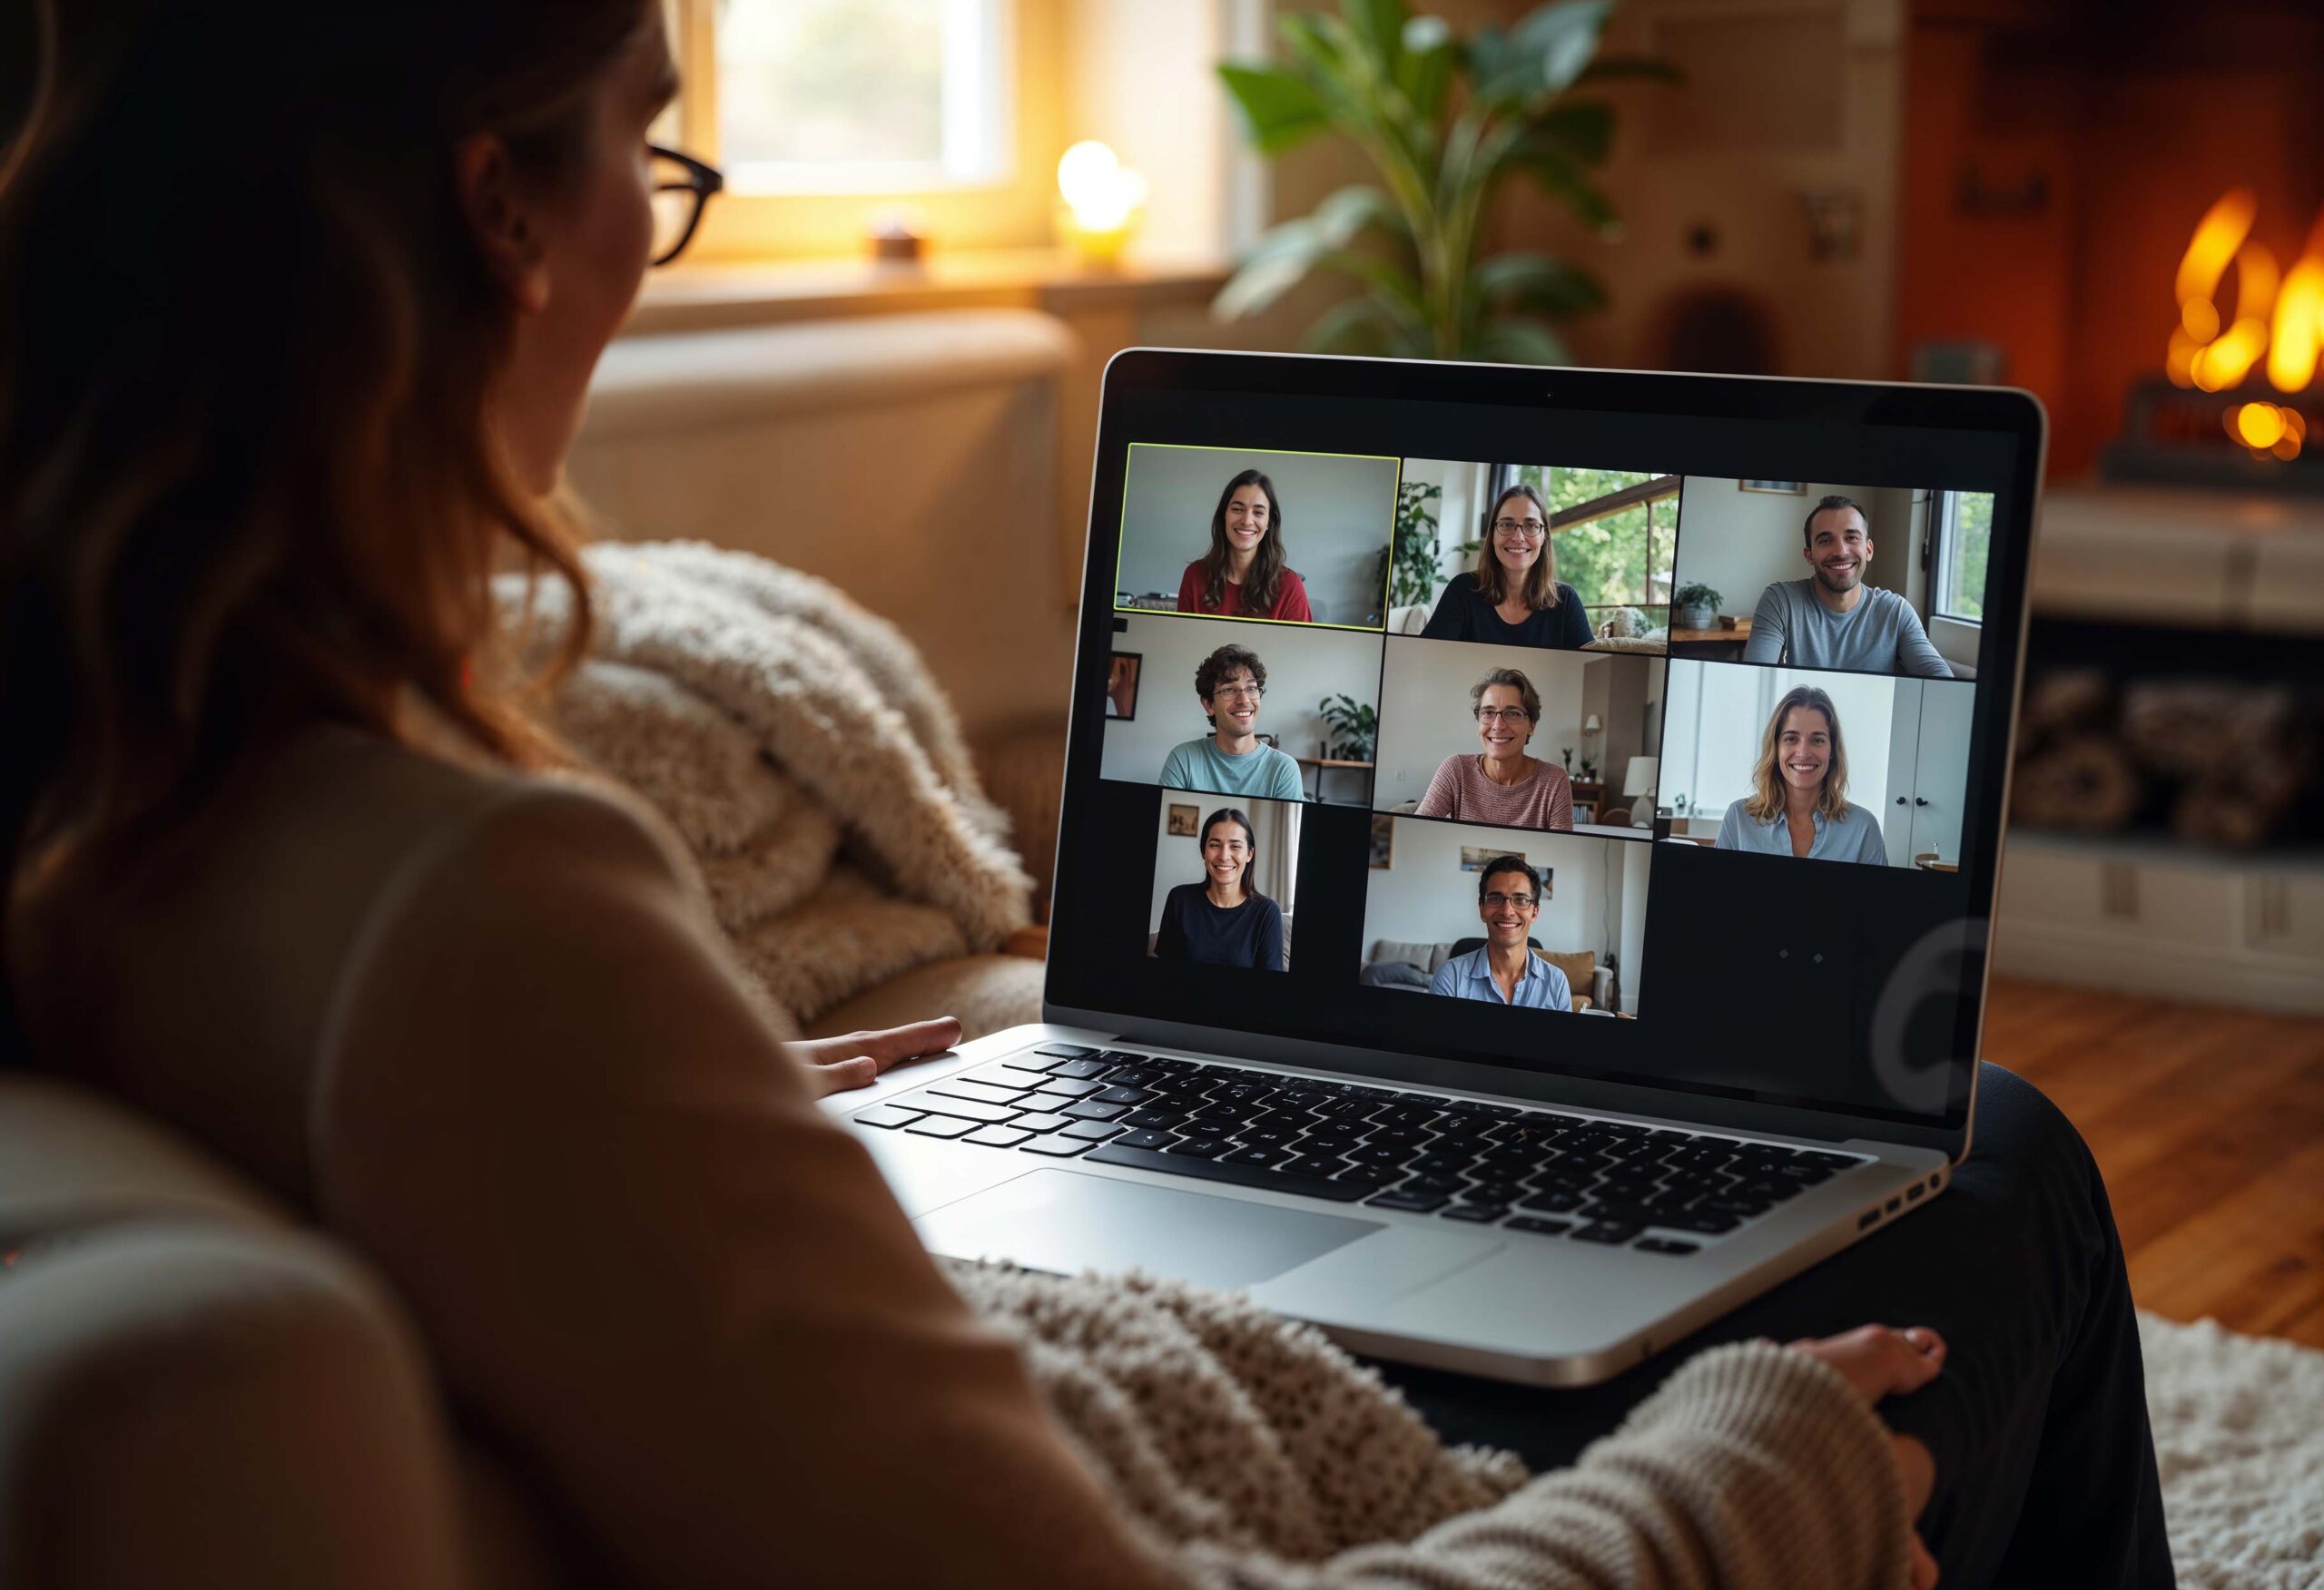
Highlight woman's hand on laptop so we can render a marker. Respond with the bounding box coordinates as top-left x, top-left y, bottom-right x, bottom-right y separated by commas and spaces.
1789, 1324, 1945, 1589
791, 1016, 965, 1097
